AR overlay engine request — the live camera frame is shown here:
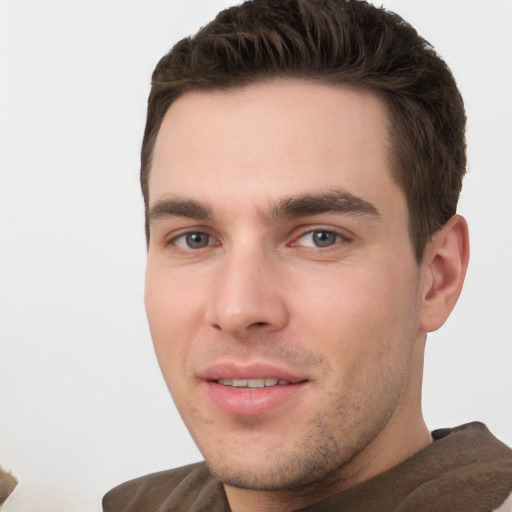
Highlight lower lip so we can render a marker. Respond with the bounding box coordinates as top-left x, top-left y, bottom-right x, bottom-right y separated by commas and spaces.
203, 381, 307, 417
